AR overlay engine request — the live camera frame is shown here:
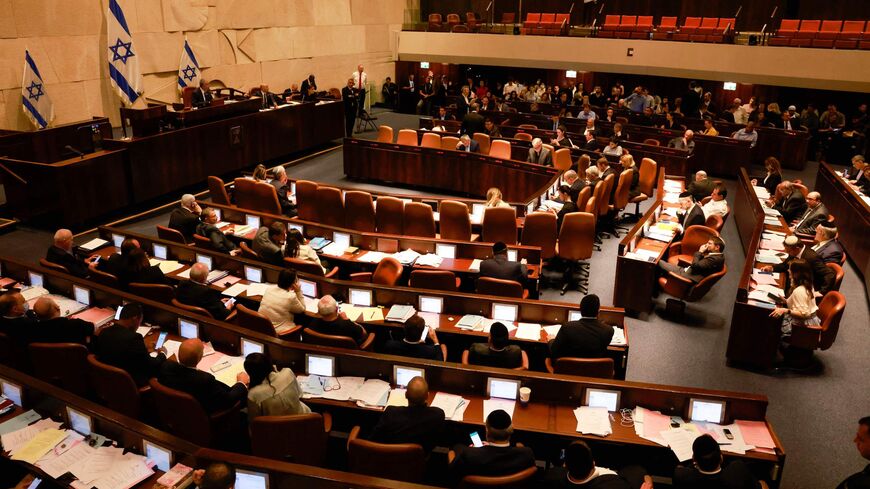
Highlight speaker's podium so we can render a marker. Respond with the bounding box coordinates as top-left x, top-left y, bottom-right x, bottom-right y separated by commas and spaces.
120, 104, 167, 138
